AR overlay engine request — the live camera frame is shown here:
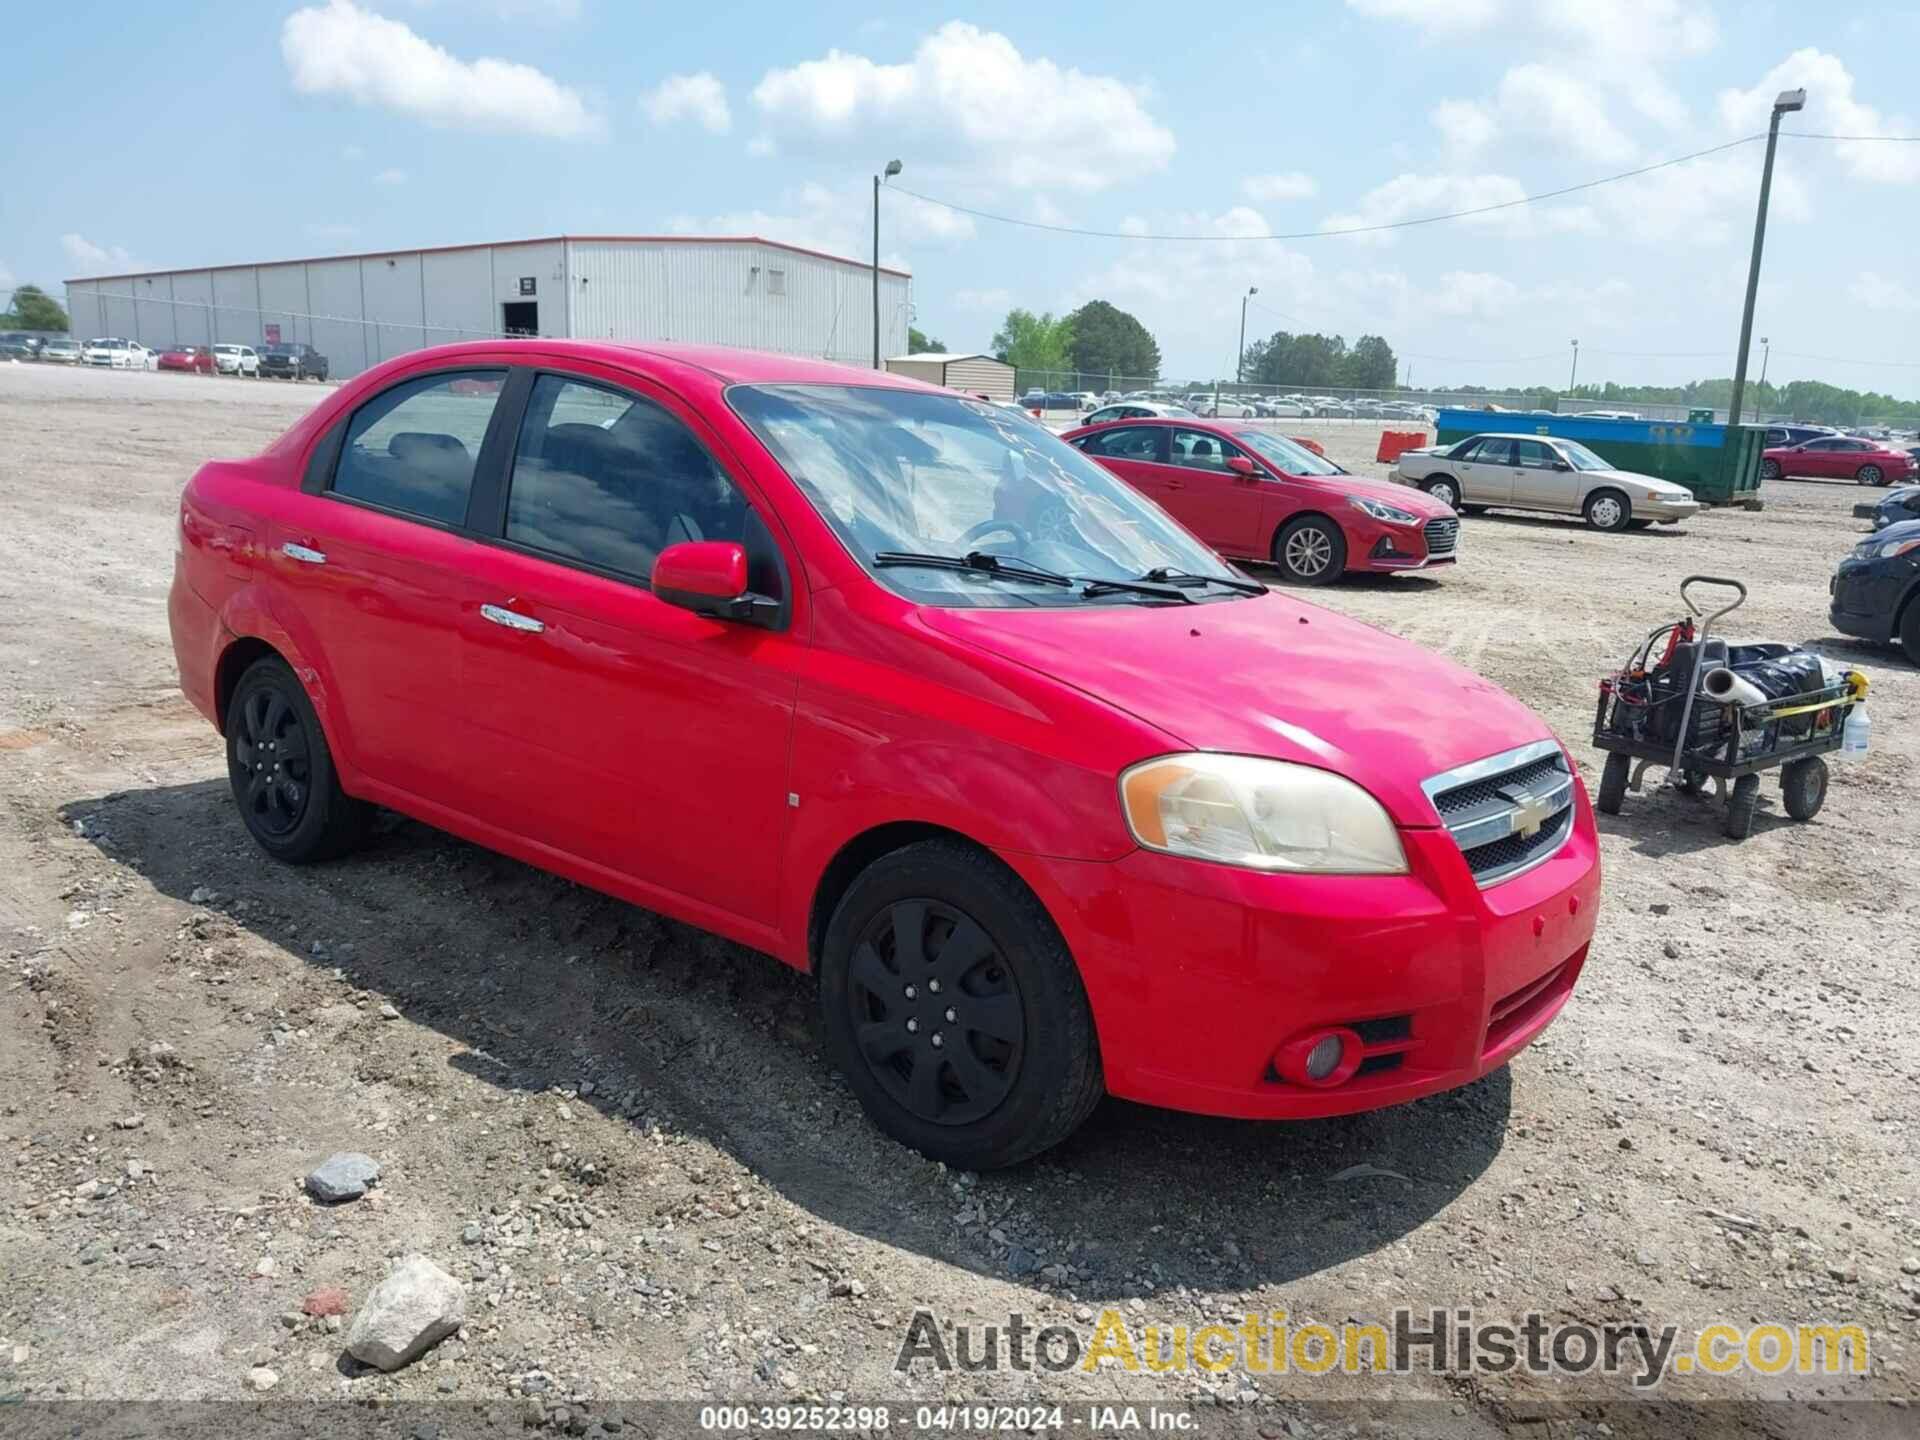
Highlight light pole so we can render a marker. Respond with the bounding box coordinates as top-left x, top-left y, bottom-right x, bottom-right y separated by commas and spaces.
1236, 285, 1258, 386
1756, 336, 1771, 419
873, 158, 901, 369
1728, 89, 1804, 427
1568, 339, 1579, 396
